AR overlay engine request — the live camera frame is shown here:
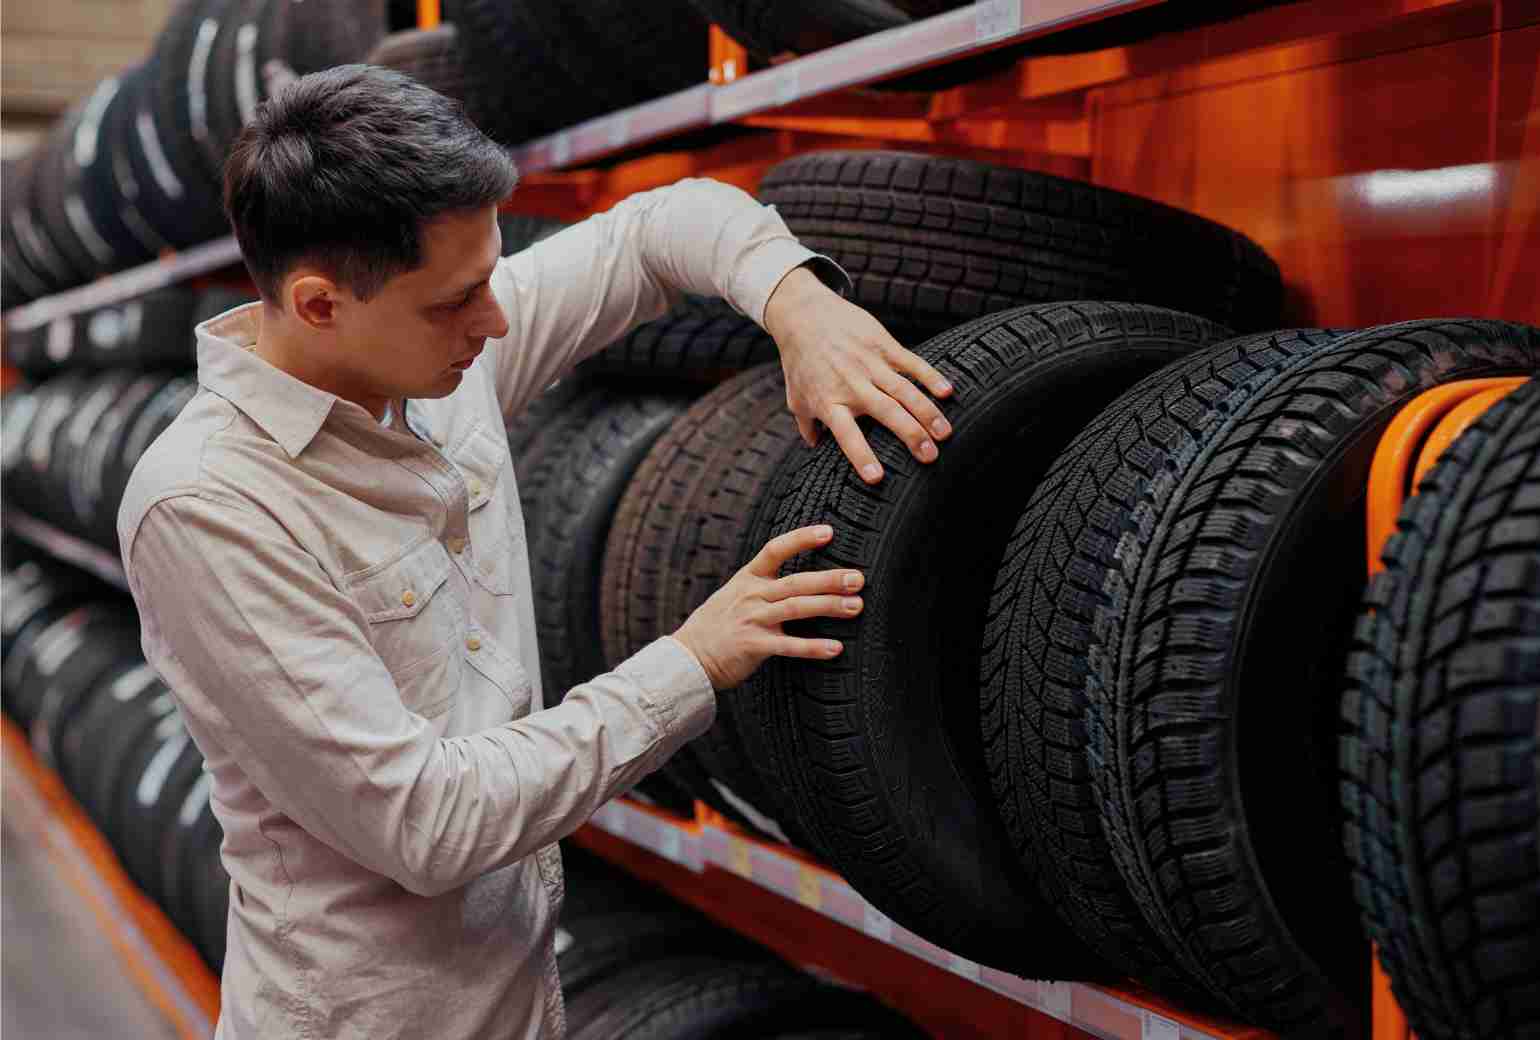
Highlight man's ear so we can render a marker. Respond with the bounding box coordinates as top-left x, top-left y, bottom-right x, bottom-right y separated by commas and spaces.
289, 273, 343, 331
